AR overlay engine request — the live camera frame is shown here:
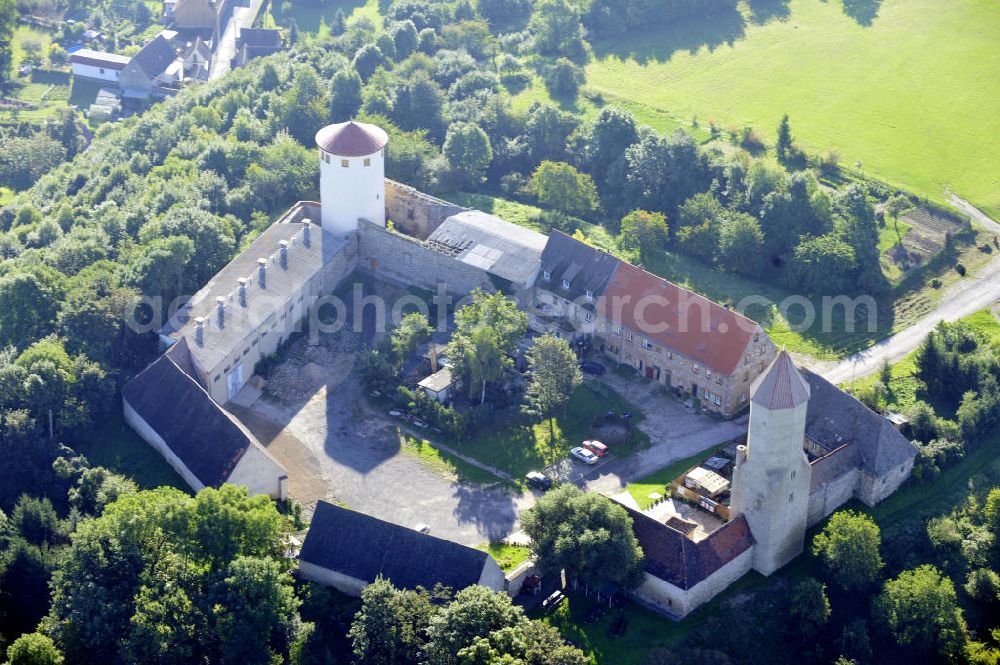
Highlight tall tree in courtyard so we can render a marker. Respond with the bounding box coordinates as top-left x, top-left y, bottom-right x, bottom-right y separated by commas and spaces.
522, 334, 581, 444
446, 290, 526, 405
811, 509, 884, 591
522, 484, 644, 588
